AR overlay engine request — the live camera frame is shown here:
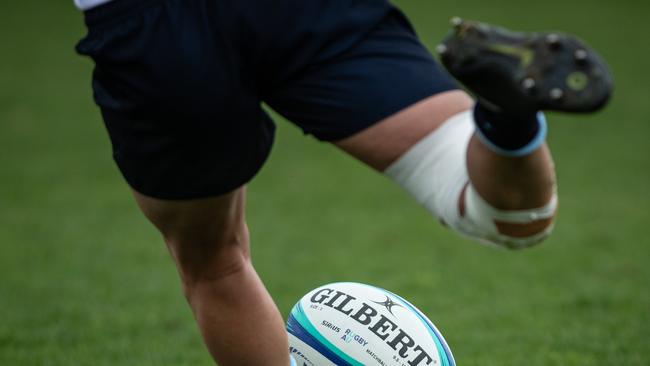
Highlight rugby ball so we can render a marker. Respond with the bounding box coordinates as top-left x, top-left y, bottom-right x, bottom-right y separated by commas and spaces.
287, 282, 455, 366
